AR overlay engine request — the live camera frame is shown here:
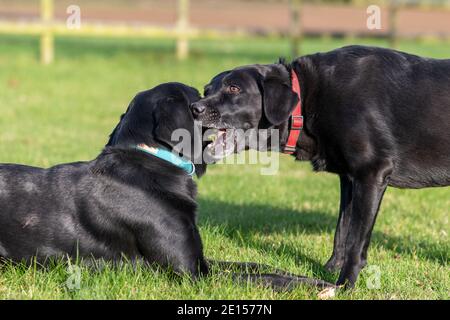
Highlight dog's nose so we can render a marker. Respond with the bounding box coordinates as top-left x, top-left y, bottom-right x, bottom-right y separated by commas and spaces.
191, 102, 206, 116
